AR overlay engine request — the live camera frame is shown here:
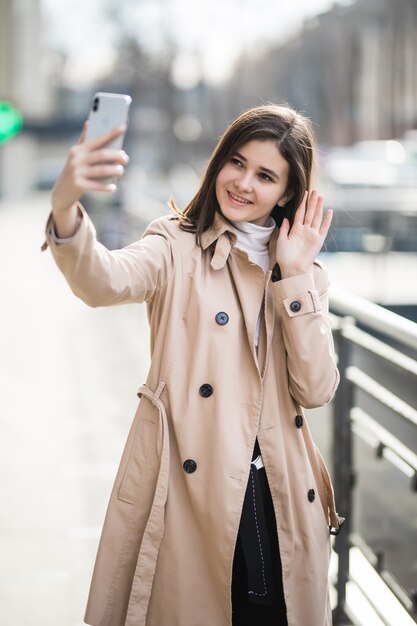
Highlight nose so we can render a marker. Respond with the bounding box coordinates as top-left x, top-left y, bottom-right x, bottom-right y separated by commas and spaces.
234, 171, 253, 193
